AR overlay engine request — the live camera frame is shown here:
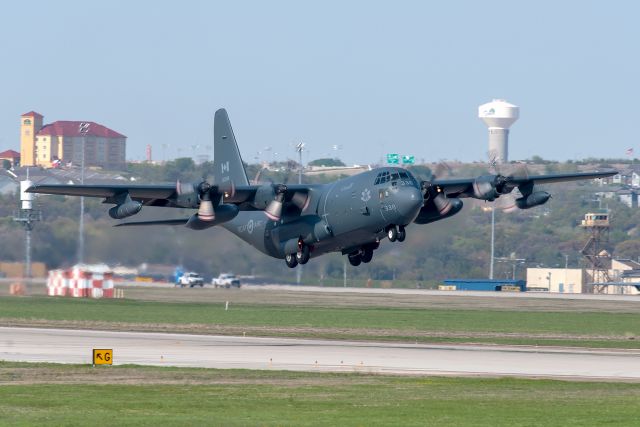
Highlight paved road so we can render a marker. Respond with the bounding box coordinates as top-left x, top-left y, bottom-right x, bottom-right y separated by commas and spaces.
2, 327, 639, 381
